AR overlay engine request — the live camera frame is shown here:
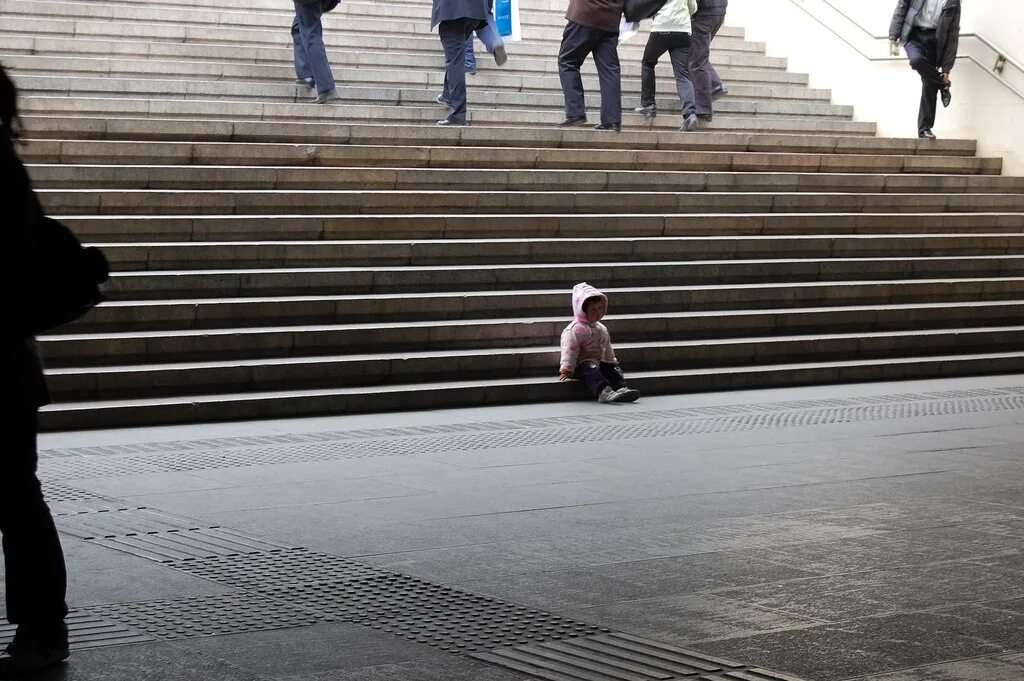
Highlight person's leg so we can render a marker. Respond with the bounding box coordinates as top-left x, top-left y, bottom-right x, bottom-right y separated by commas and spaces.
668, 34, 696, 117
905, 30, 943, 134
294, 0, 335, 94
592, 30, 622, 127
464, 35, 477, 73
440, 19, 472, 122
689, 14, 716, 117
639, 33, 670, 110
291, 13, 312, 83
705, 14, 725, 98
574, 362, 611, 398
599, 363, 627, 391
558, 21, 595, 120
475, 7, 504, 53
1, 409, 69, 657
